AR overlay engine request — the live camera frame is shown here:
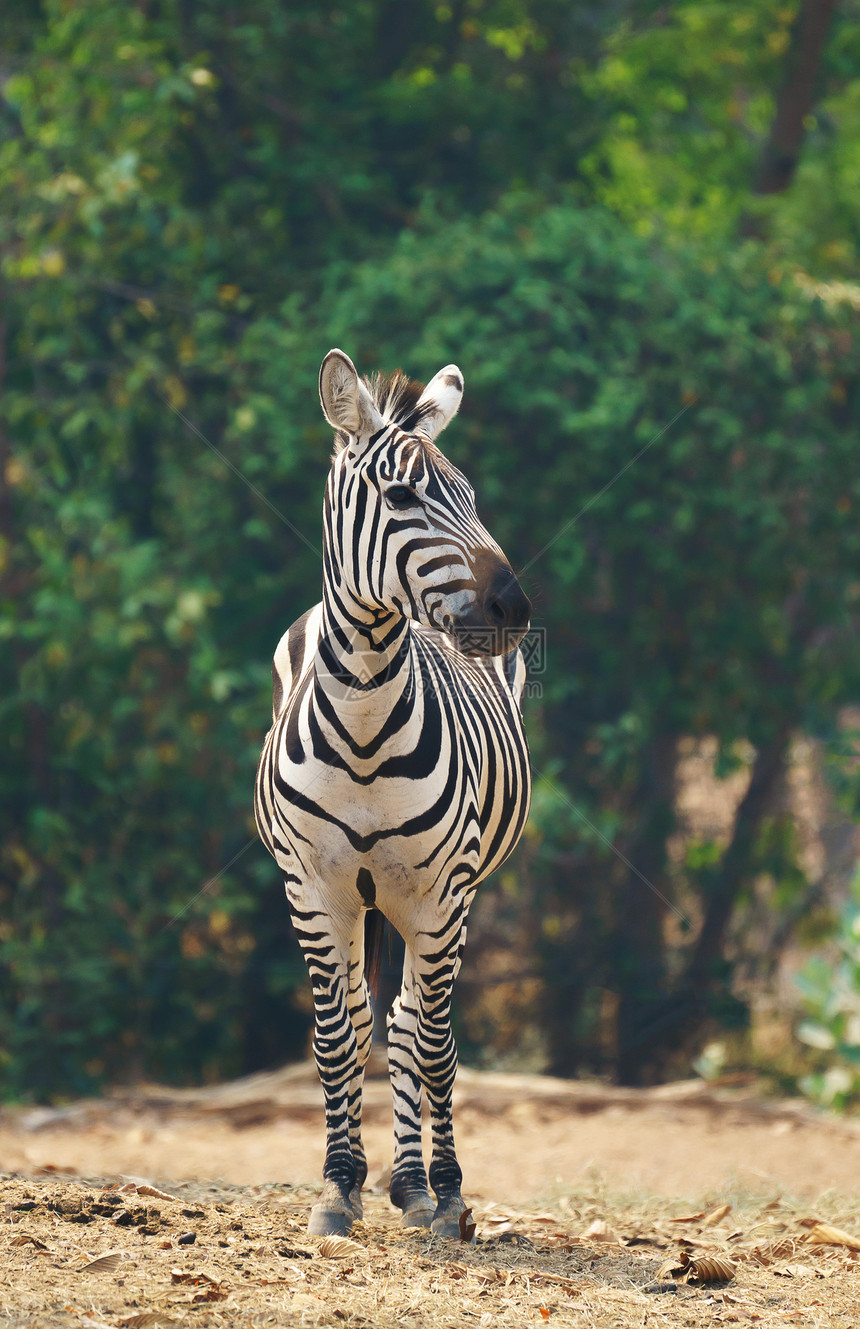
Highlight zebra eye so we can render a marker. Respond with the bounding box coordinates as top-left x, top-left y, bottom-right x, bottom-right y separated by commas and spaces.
386, 484, 419, 509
